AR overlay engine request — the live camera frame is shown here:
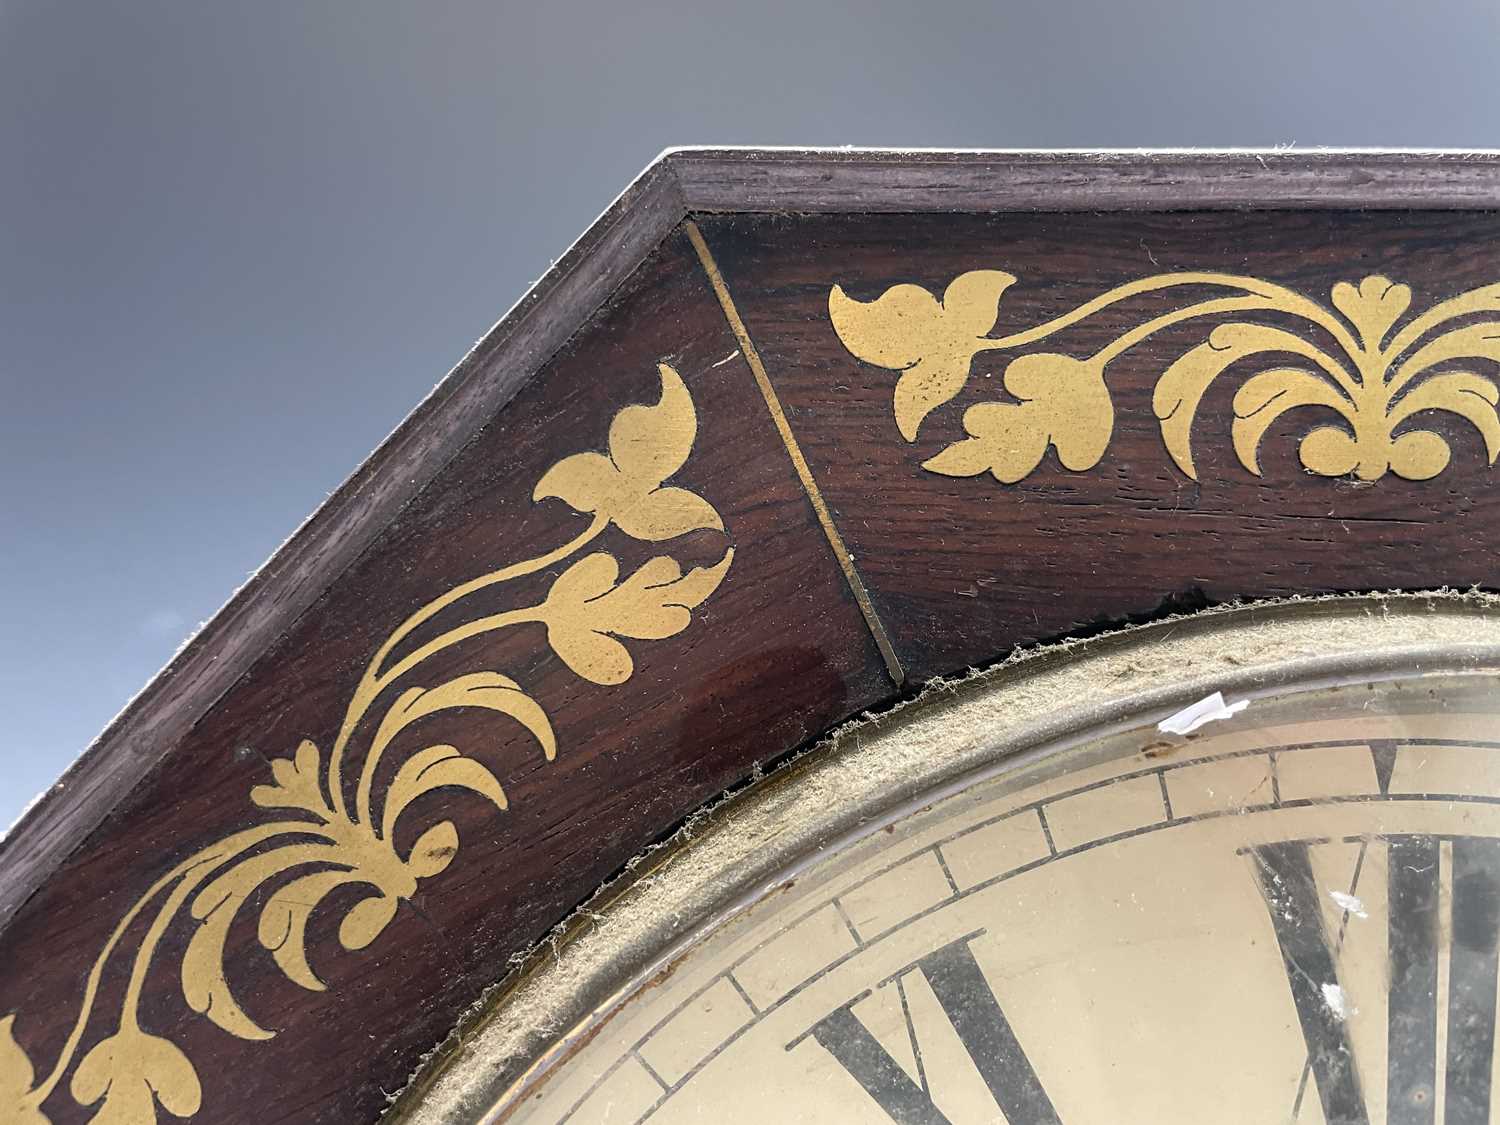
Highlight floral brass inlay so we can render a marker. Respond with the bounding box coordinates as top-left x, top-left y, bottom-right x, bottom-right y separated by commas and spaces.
1, 364, 733, 1124
830, 271, 1500, 483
